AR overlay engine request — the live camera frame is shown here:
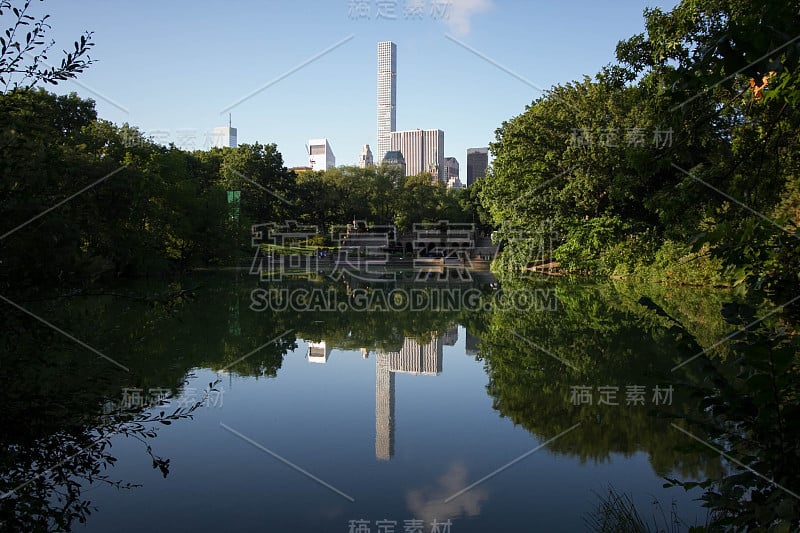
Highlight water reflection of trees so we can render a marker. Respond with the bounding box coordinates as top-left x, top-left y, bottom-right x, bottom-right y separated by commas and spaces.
6, 274, 794, 529
0, 275, 483, 530
472, 279, 732, 480
474, 277, 800, 529
0, 392, 218, 531
0, 279, 259, 531
667, 302, 800, 529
